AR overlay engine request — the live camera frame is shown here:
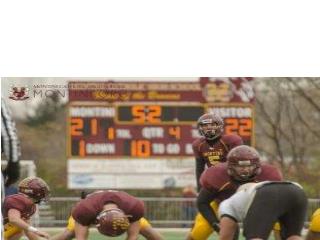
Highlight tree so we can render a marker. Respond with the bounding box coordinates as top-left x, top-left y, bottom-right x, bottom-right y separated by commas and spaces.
254, 78, 320, 195
26, 91, 64, 126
